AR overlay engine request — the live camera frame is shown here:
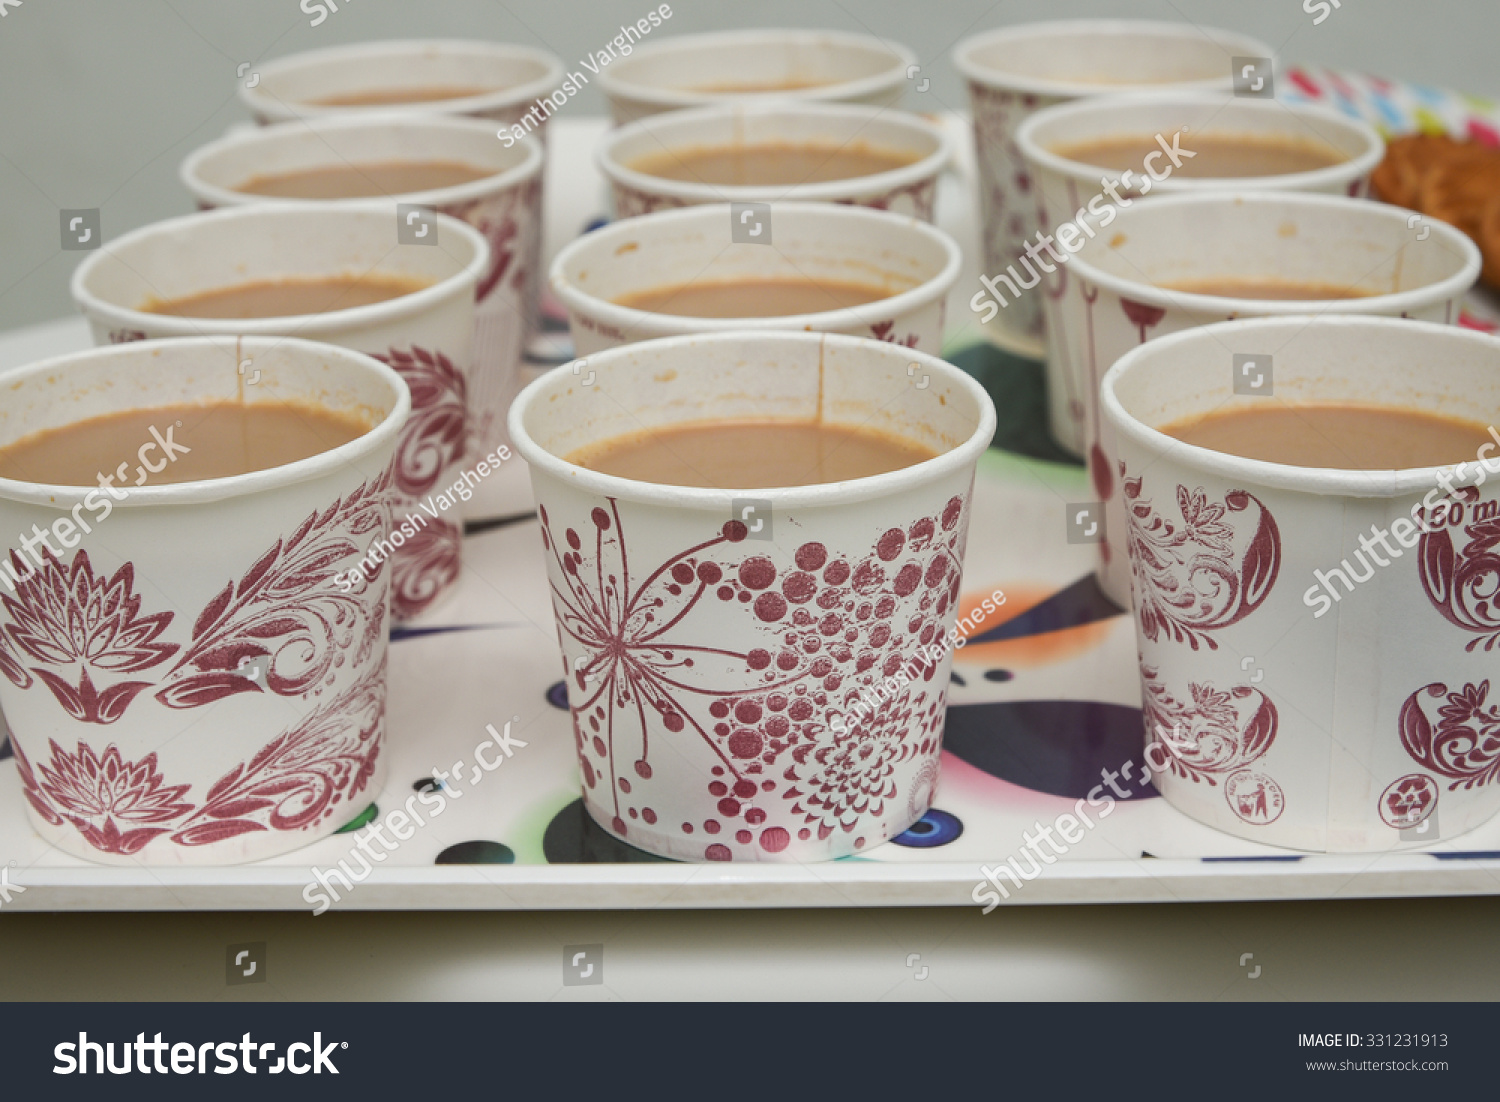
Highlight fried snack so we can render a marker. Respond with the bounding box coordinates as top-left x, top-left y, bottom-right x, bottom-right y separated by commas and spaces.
1417, 145, 1500, 239
1372, 132, 1500, 292
1480, 194, 1500, 289
1370, 133, 1467, 208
